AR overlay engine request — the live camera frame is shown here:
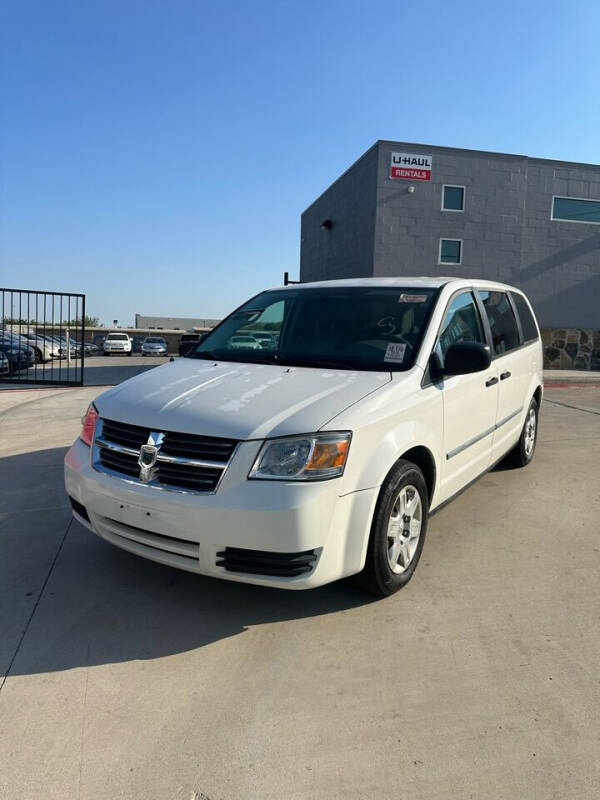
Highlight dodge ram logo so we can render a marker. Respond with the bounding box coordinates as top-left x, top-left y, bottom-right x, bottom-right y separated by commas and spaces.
138, 445, 158, 483
137, 432, 164, 483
